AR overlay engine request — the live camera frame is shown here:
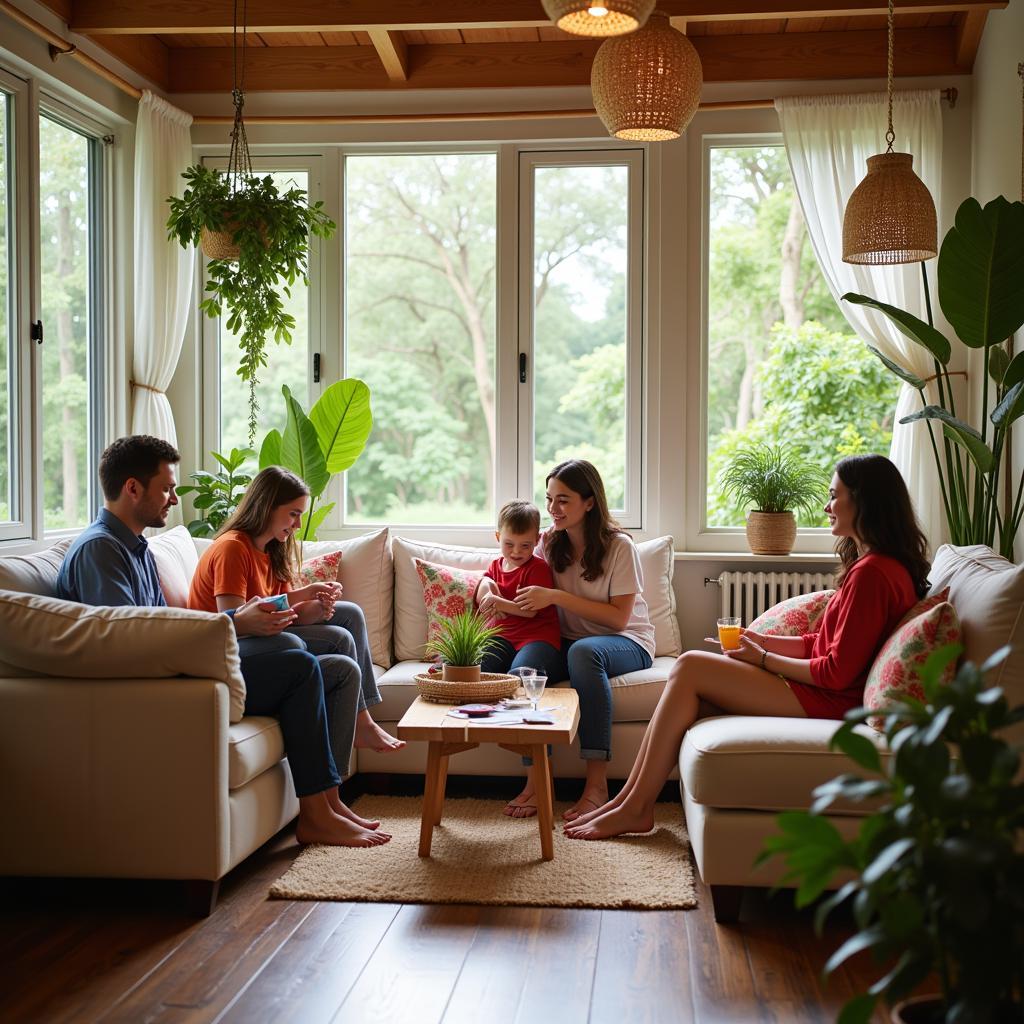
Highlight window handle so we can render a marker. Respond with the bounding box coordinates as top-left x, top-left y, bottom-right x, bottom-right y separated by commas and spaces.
519, 352, 527, 383
313, 352, 321, 383
31, 320, 43, 345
